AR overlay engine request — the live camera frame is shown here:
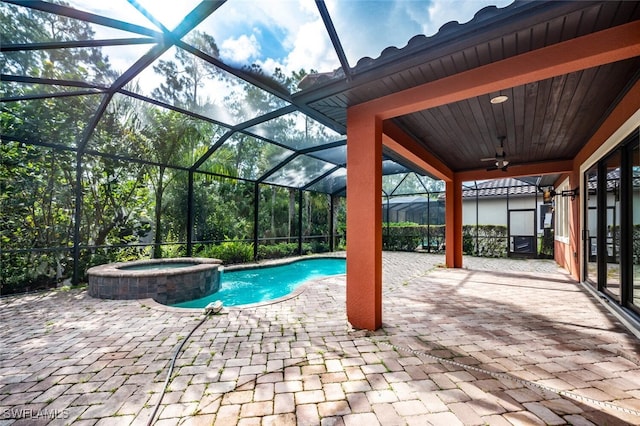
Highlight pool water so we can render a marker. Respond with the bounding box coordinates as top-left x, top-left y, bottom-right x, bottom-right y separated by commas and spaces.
120, 262, 196, 271
172, 258, 345, 308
